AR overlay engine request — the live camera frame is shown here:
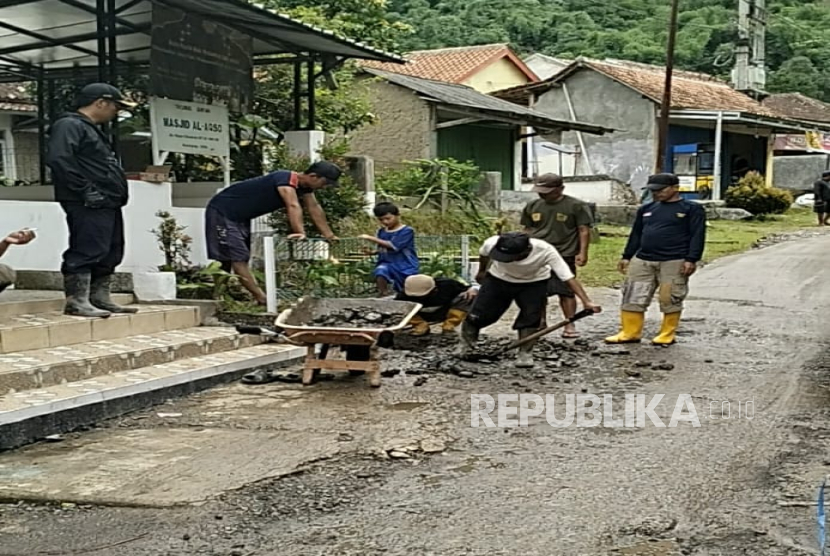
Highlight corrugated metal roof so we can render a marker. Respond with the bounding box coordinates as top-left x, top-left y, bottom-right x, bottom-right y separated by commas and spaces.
359, 43, 537, 84
364, 68, 611, 134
